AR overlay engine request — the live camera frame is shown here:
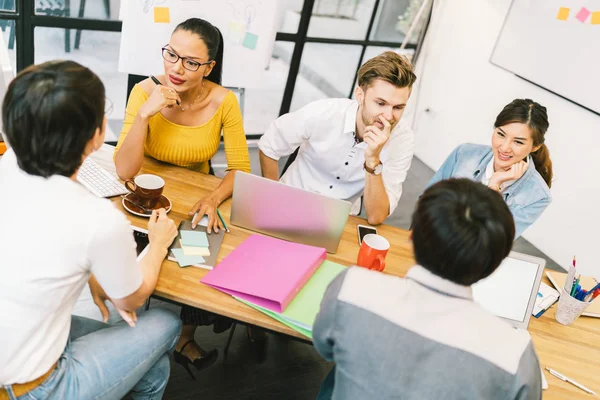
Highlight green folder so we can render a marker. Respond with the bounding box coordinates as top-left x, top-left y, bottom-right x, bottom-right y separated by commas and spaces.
235, 260, 346, 339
